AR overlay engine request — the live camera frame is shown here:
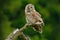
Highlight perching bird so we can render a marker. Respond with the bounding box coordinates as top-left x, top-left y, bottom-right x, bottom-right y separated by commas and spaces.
25, 4, 44, 33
